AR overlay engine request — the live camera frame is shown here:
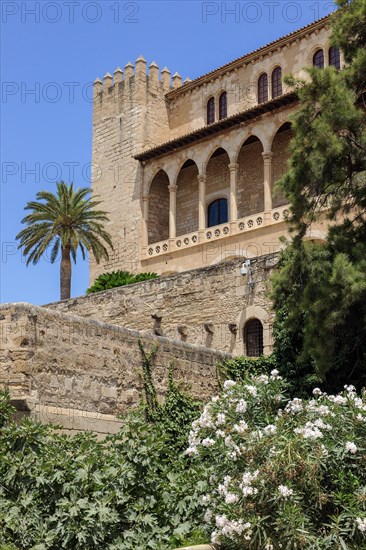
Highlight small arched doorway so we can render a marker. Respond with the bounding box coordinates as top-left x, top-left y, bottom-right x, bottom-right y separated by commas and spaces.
244, 318, 264, 357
